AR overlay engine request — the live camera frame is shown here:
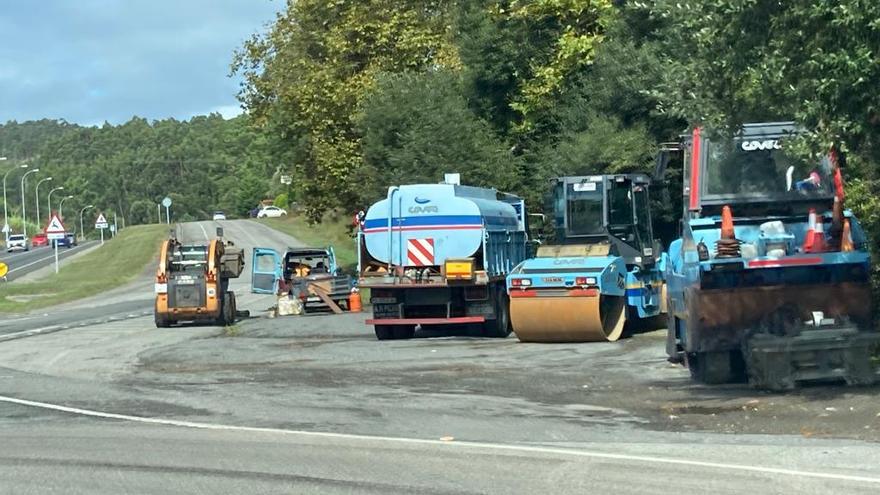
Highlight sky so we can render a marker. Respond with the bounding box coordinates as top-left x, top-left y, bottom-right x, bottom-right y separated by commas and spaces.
0, 0, 280, 126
